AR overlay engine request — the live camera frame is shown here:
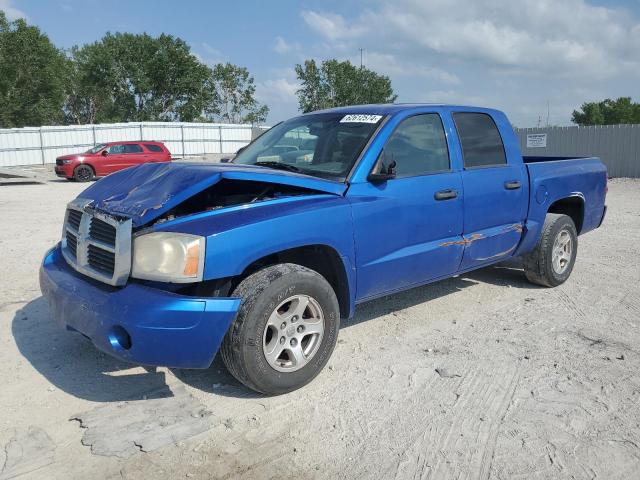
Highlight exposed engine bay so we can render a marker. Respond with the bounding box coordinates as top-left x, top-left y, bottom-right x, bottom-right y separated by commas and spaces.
154, 179, 319, 225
